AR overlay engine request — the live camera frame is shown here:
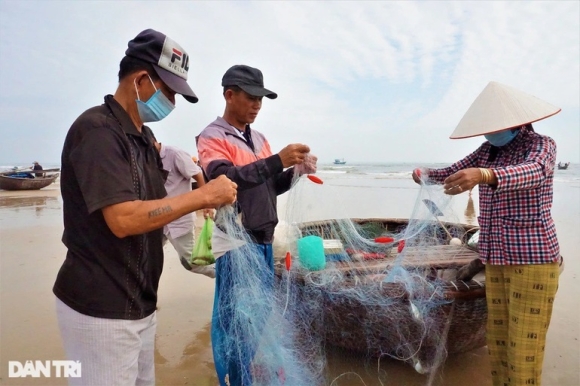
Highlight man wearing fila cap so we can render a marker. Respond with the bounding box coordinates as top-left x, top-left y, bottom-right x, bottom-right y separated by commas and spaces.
197, 64, 317, 386
412, 81, 561, 386
53, 29, 237, 385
